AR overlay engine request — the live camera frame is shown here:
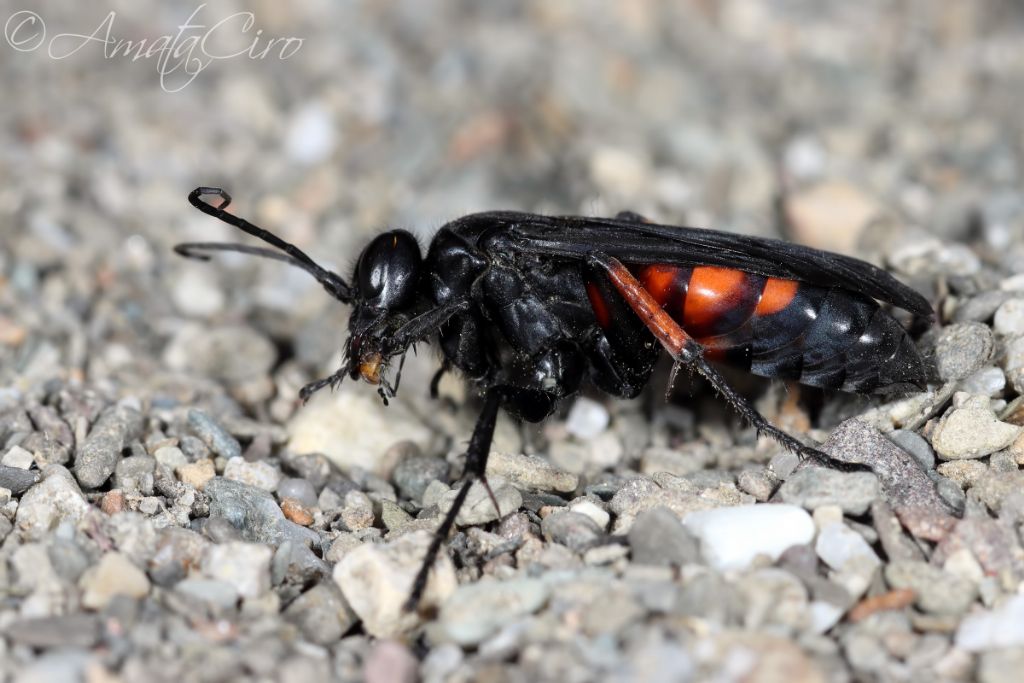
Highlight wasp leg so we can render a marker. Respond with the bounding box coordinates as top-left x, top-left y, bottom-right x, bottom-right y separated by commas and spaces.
298, 367, 348, 403
404, 390, 502, 613
587, 253, 867, 473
